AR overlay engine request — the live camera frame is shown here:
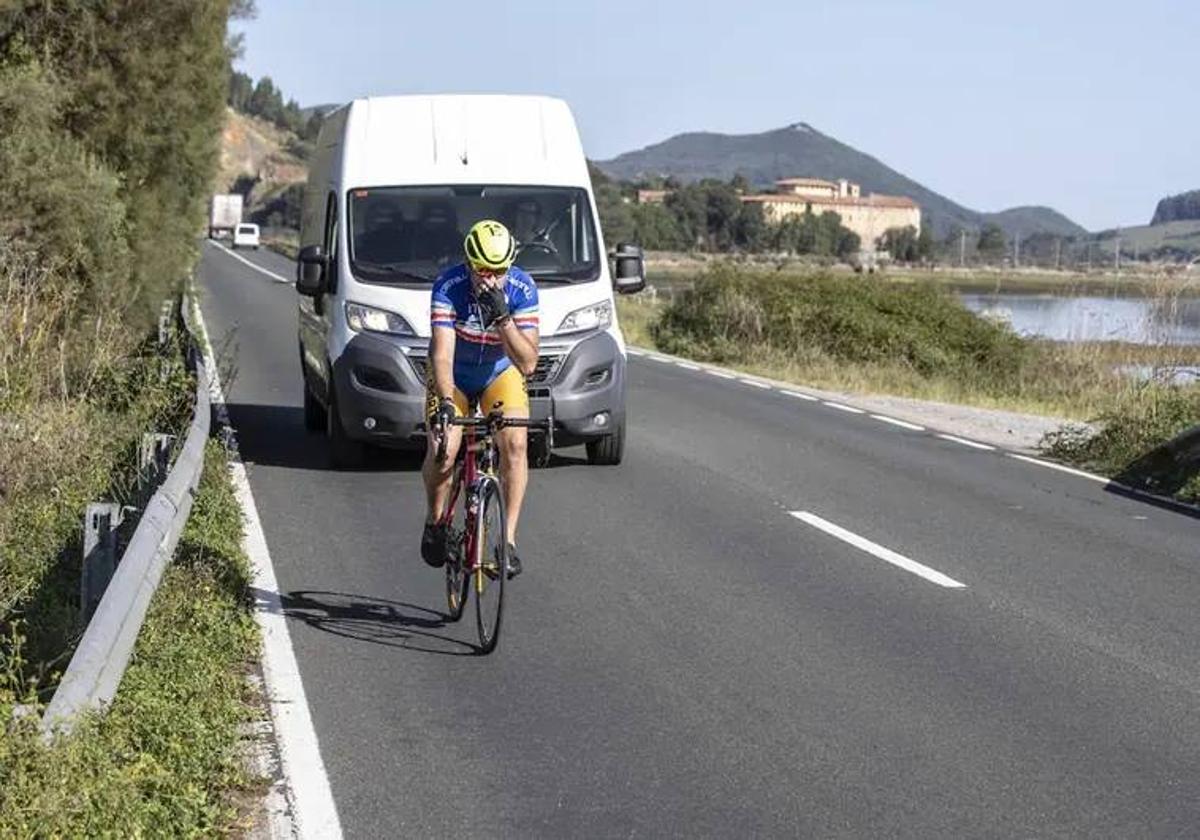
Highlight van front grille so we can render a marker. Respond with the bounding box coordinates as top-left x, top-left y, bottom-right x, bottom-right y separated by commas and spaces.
408, 353, 565, 386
